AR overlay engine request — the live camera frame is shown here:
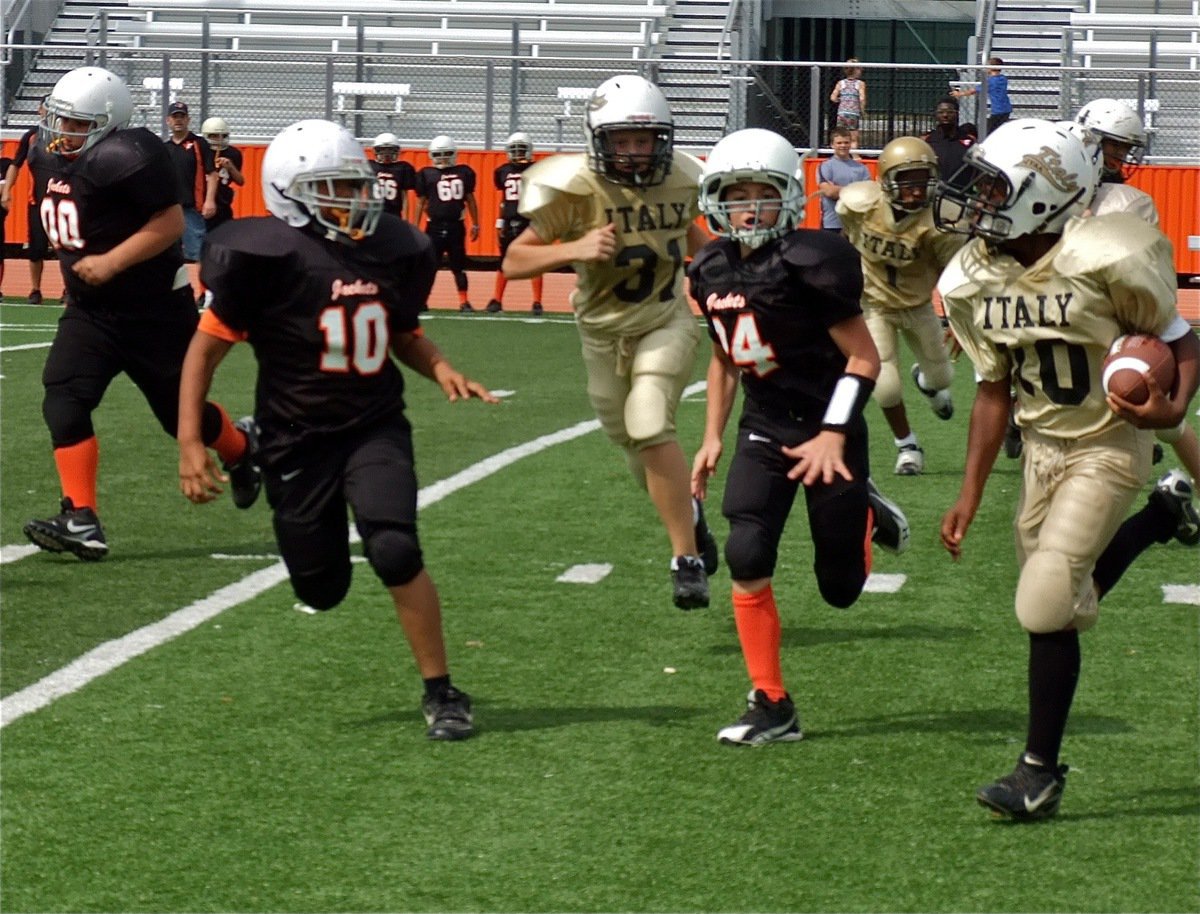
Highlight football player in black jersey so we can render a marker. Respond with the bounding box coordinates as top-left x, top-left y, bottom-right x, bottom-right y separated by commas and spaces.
414, 135, 479, 312
688, 129, 910, 746
485, 131, 543, 314
21, 67, 257, 562
370, 132, 416, 222
2, 97, 63, 305
178, 119, 496, 741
